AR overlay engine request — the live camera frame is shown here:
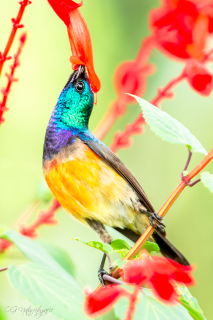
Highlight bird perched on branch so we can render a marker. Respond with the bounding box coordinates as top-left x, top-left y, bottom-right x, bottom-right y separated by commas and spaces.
43, 66, 189, 285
